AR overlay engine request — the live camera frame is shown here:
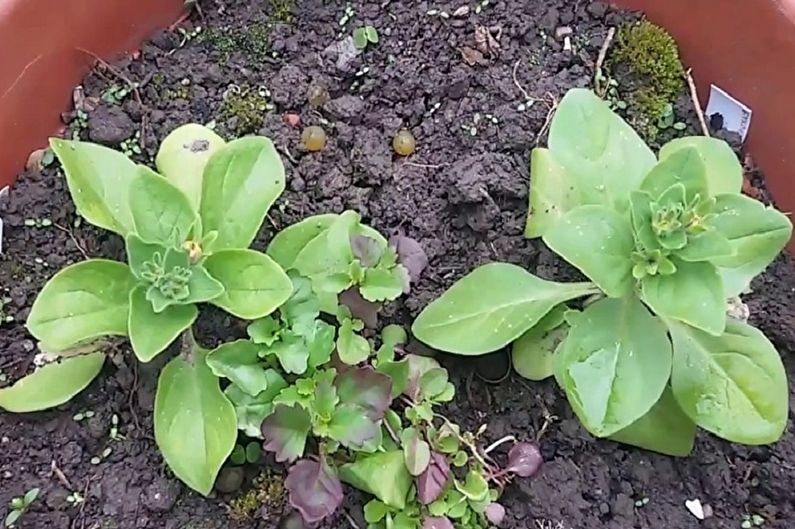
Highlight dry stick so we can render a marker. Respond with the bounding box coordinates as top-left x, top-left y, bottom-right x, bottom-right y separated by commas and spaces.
53, 223, 89, 260
512, 58, 532, 103
686, 68, 711, 137
594, 27, 616, 96
76, 48, 143, 106
50, 460, 74, 490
